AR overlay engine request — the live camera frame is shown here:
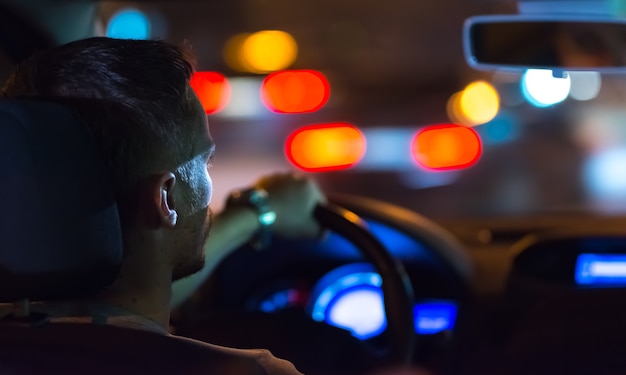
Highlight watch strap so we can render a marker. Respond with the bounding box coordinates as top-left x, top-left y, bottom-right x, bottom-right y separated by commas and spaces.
226, 187, 276, 250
